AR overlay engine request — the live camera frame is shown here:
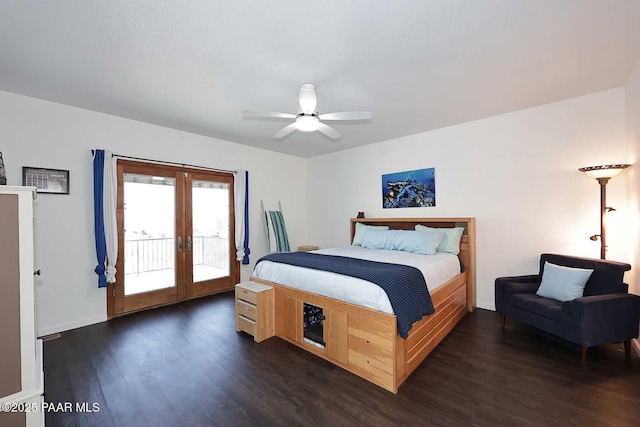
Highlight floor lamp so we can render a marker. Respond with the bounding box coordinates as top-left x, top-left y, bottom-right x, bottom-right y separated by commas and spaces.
579, 164, 631, 259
